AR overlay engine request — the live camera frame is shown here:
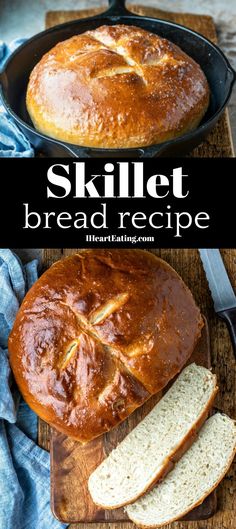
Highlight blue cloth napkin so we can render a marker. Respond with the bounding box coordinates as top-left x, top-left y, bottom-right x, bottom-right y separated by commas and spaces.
0, 249, 67, 529
0, 40, 34, 157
